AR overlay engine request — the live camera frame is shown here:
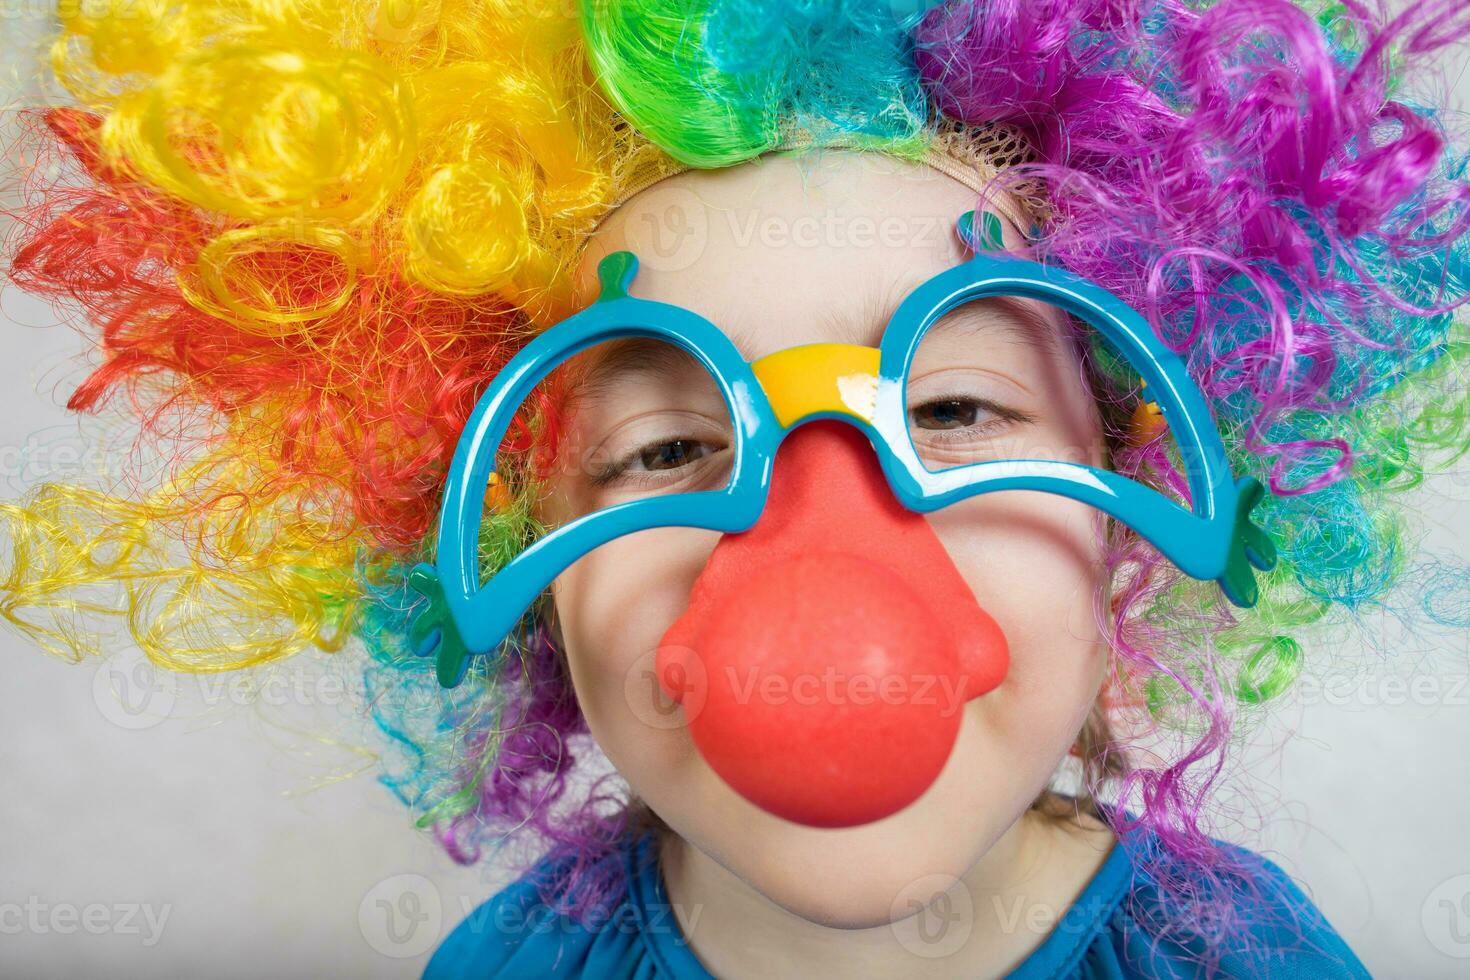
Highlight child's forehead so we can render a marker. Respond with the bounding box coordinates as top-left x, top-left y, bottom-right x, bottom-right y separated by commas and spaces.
573, 150, 1046, 359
